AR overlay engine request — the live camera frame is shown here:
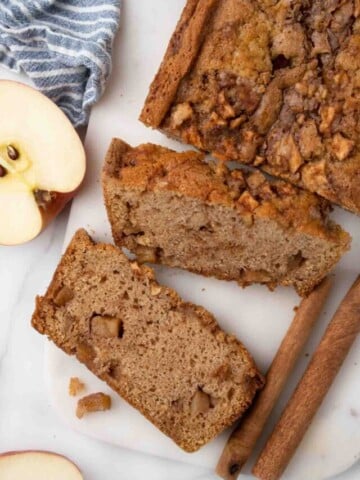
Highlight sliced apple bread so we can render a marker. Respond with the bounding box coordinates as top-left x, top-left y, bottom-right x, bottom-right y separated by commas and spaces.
102, 138, 350, 297
32, 229, 264, 452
